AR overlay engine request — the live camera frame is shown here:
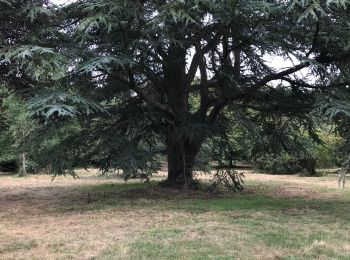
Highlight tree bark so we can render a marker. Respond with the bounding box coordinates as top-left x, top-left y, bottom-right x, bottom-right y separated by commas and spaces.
19, 153, 27, 176
162, 41, 205, 186
165, 133, 202, 187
